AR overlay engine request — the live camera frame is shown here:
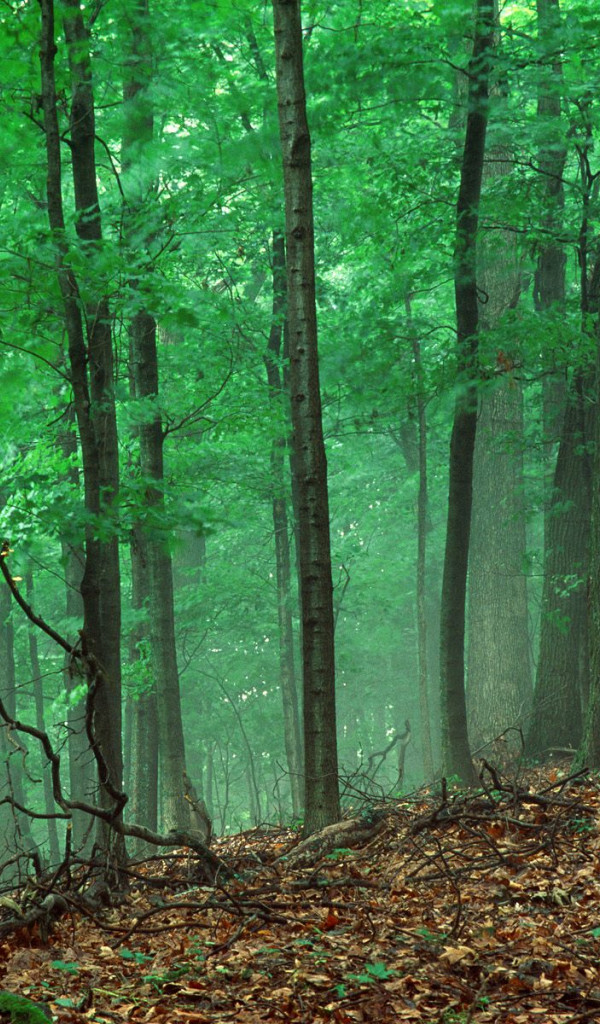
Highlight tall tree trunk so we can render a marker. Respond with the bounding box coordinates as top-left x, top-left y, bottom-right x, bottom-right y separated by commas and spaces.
241, 26, 304, 813
527, 390, 591, 752
528, 94, 596, 754
126, 527, 159, 848
122, 0, 192, 833
533, 0, 569, 673
59, 417, 96, 856
580, 271, 600, 765
39, 0, 125, 863
467, 144, 532, 756
272, 0, 340, 835
439, 0, 494, 784
0, 578, 36, 874
405, 296, 434, 780
0, 581, 20, 885
264, 230, 304, 819
26, 573, 60, 866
